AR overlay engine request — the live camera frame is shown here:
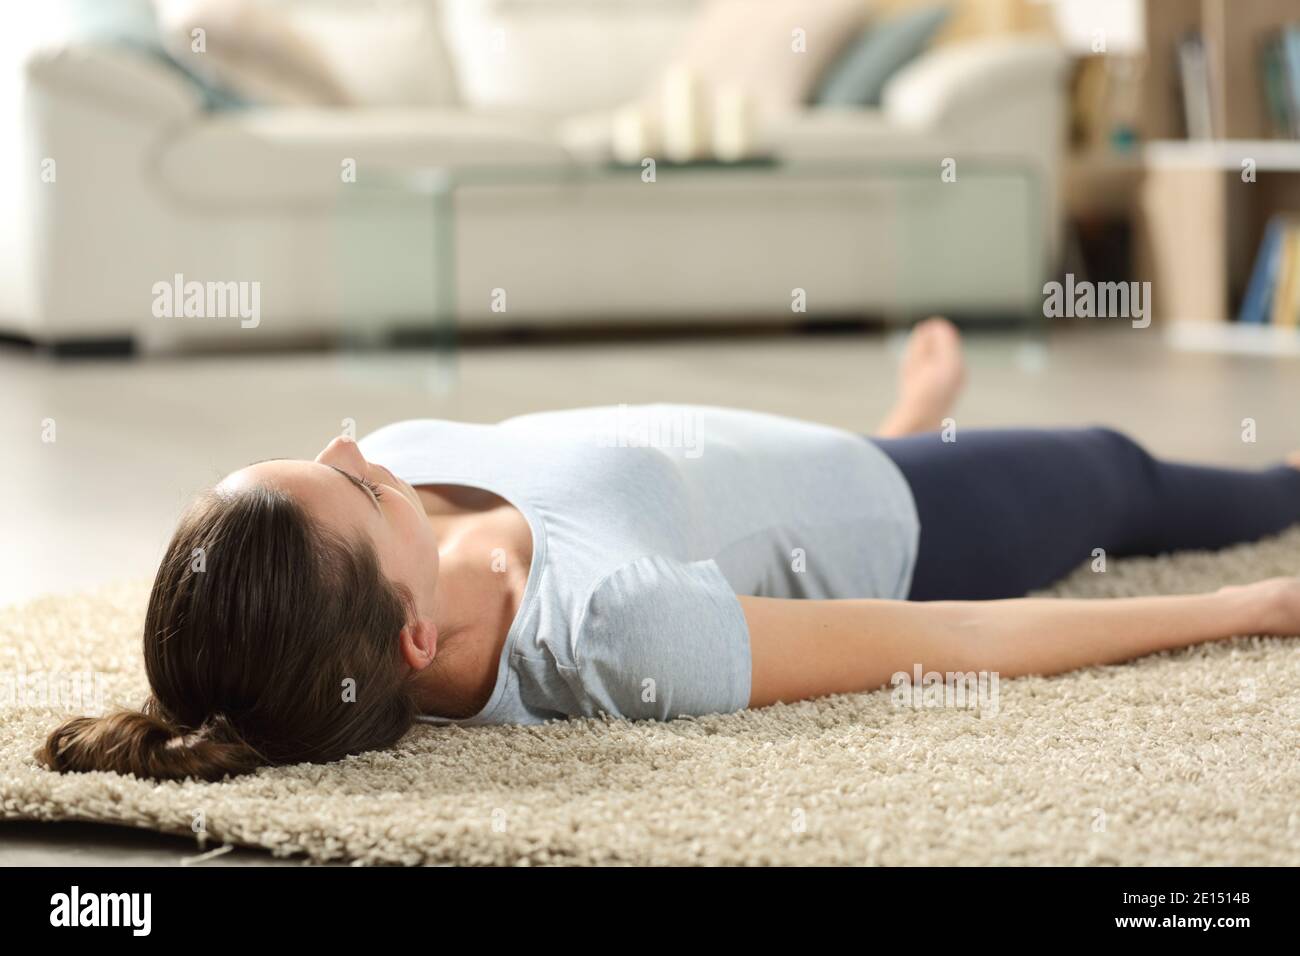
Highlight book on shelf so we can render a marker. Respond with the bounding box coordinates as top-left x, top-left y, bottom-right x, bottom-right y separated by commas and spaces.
1240, 215, 1300, 325
1260, 32, 1296, 138
1240, 216, 1284, 324
1255, 23, 1300, 140
1284, 26, 1300, 140
1178, 31, 1215, 140
1271, 226, 1298, 327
